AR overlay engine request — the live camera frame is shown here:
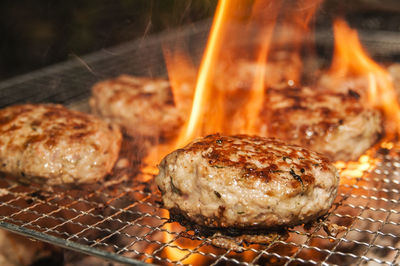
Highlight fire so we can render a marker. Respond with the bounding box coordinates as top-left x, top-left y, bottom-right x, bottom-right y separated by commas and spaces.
334, 153, 379, 185
140, 1, 400, 264
176, 0, 296, 146
162, 0, 323, 148
160, 210, 208, 264
241, 0, 282, 134
152, 0, 322, 263
163, 48, 196, 114
158, 1, 241, 261
176, 0, 234, 146
330, 18, 400, 137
